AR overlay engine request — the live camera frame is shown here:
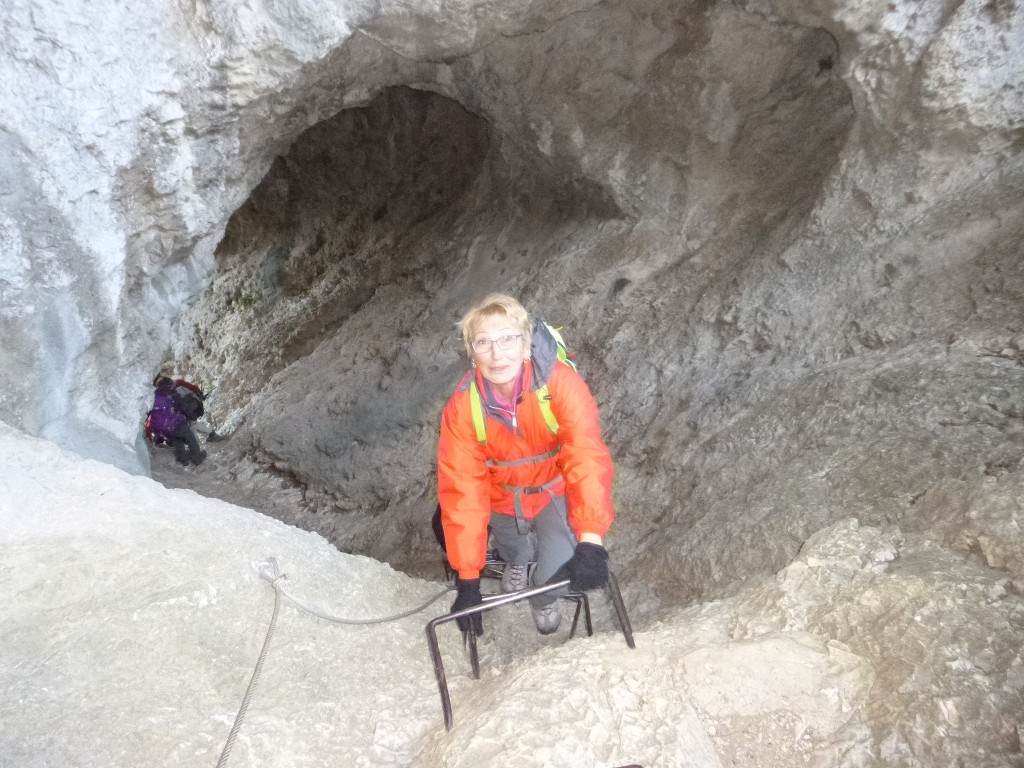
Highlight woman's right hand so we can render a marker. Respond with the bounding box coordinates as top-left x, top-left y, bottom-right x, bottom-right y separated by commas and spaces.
549, 541, 609, 591
451, 578, 484, 635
